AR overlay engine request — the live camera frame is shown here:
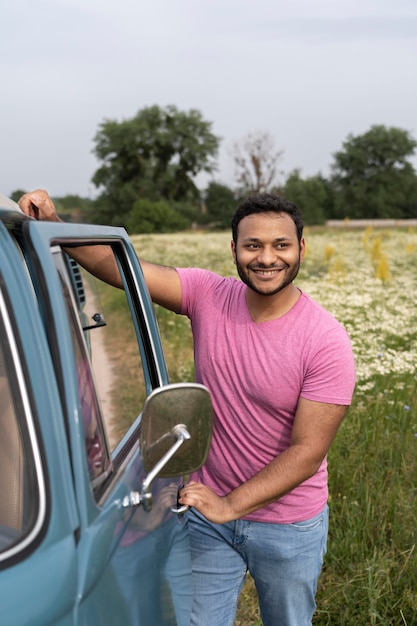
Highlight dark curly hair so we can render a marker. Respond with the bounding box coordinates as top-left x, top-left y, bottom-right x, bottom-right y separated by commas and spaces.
231, 193, 304, 244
